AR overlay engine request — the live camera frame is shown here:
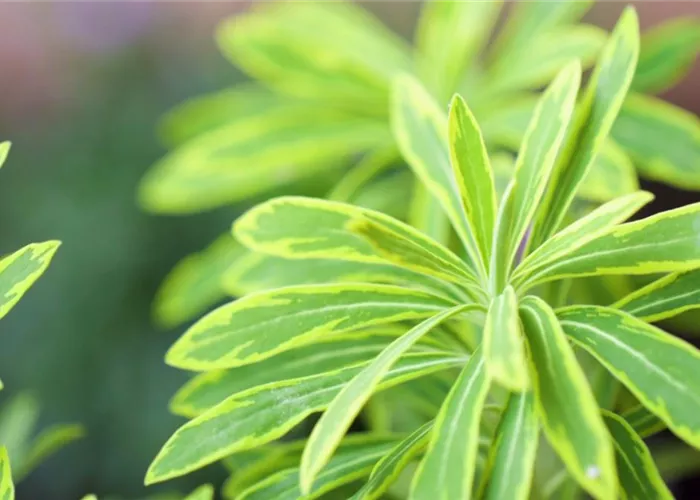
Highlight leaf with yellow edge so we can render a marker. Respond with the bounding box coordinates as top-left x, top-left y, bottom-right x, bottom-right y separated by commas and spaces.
448, 95, 497, 263
146, 351, 463, 484
520, 297, 616, 500
410, 348, 490, 500
300, 305, 477, 493
235, 196, 478, 287
391, 75, 485, 277
521, 201, 700, 289
490, 62, 580, 289
612, 92, 700, 191
153, 234, 247, 328
483, 286, 529, 391
559, 306, 700, 450
614, 269, 700, 323
621, 404, 666, 439
0, 241, 60, 321
0, 447, 13, 500
531, 7, 640, 247
512, 191, 653, 289
602, 411, 673, 500
633, 18, 700, 94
